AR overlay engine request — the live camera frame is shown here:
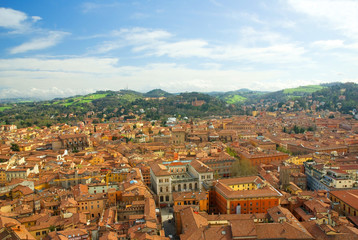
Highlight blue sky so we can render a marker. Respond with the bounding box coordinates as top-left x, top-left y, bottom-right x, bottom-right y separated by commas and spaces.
1, 0, 358, 99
